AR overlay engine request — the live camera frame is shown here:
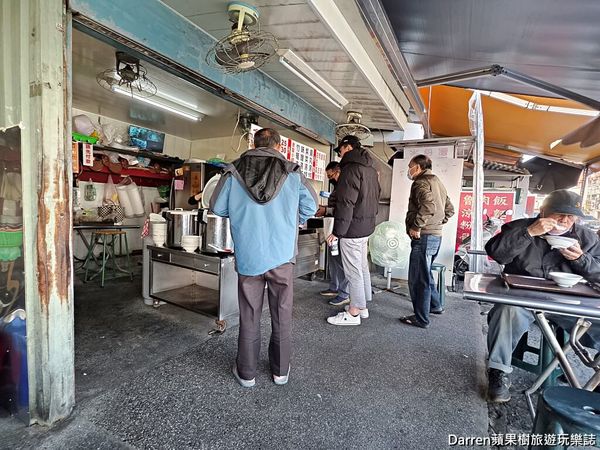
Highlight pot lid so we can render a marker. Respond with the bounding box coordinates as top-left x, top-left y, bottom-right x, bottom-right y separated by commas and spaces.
202, 174, 221, 209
